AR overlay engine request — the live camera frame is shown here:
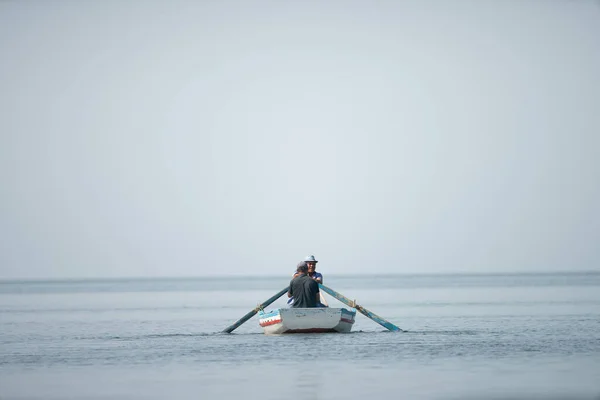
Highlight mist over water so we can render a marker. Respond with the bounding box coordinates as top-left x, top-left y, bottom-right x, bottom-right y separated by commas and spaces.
1, 272, 599, 400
